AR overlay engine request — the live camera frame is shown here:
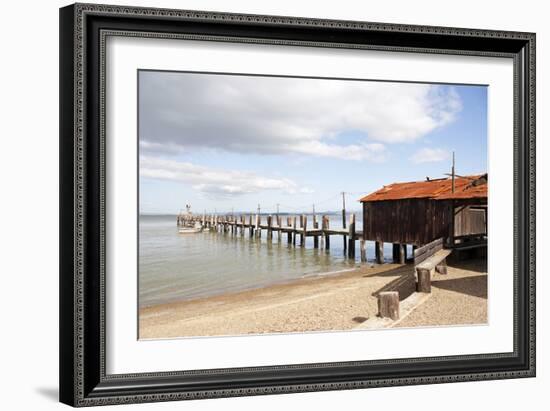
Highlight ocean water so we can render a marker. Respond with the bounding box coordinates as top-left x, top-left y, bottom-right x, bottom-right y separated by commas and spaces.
139, 214, 401, 308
